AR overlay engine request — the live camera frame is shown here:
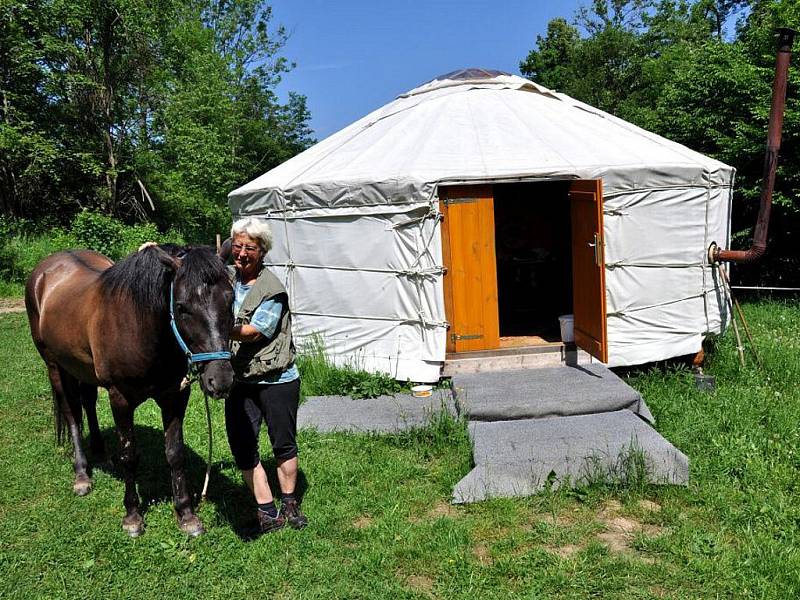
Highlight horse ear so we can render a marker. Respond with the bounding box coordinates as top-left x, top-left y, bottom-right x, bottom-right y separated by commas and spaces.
218, 237, 233, 263
154, 247, 181, 271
